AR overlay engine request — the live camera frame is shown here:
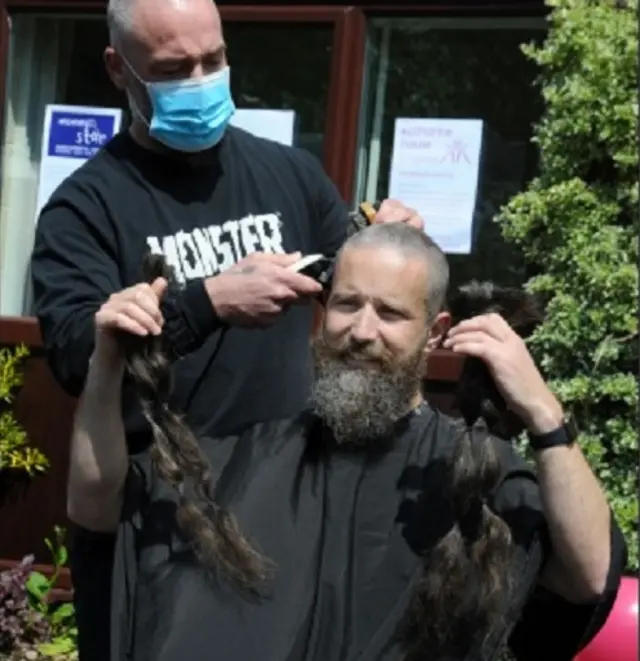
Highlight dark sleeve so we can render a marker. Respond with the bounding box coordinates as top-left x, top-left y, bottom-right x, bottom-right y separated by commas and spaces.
31, 184, 222, 397
508, 515, 626, 660
112, 458, 148, 661
69, 526, 116, 661
488, 440, 627, 660
295, 149, 349, 257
